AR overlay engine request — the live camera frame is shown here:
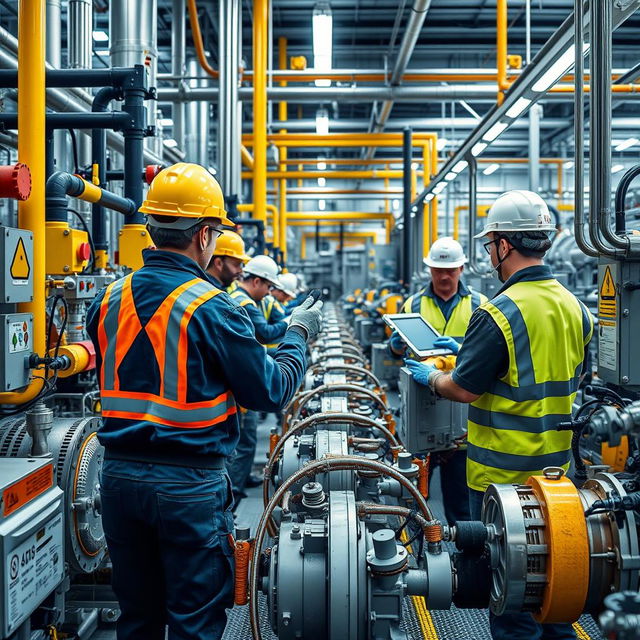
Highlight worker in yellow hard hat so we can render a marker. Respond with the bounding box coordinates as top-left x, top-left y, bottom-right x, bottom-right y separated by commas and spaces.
86, 162, 323, 640
207, 230, 251, 289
